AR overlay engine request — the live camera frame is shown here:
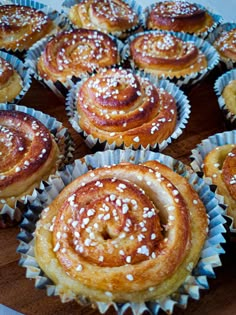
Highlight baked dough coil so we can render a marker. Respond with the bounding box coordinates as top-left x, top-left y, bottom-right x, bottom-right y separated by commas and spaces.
35, 160, 208, 303
68, 0, 139, 37
0, 56, 22, 102
129, 32, 207, 78
37, 29, 119, 82
213, 28, 236, 62
147, 1, 213, 34
76, 68, 177, 148
203, 144, 236, 227
0, 110, 60, 210
222, 79, 236, 116
0, 5, 55, 51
